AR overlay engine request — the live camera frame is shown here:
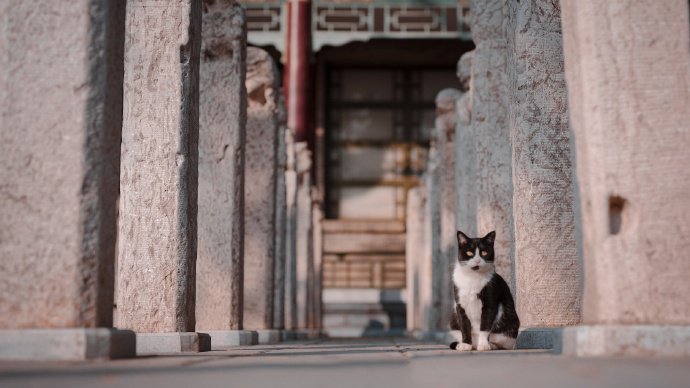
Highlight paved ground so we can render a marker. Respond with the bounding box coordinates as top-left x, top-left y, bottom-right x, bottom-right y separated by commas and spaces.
1, 338, 689, 388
